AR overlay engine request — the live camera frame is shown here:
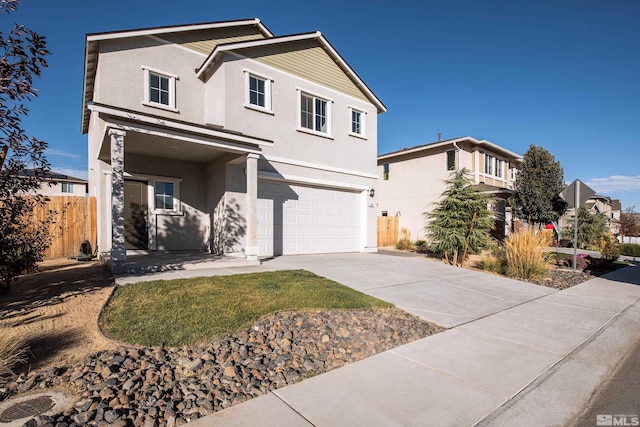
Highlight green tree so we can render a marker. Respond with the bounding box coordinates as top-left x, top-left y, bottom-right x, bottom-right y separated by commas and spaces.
425, 168, 494, 266
511, 145, 567, 225
0, 0, 52, 291
563, 206, 608, 250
